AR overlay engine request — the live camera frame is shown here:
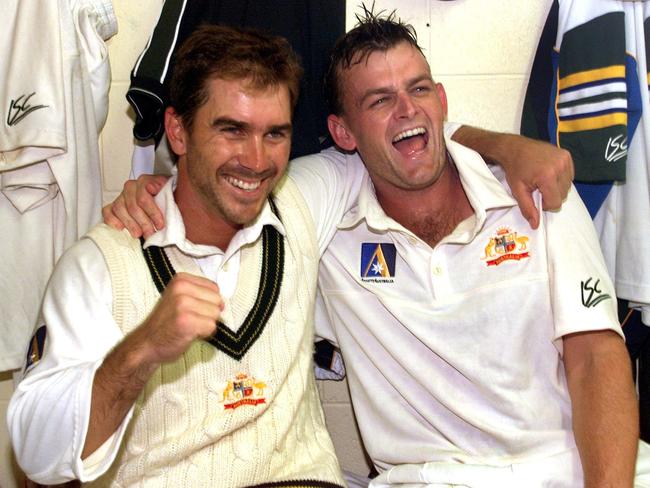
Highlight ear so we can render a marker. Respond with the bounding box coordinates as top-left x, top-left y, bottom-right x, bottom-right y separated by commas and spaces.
327, 114, 357, 152
165, 107, 187, 157
435, 83, 448, 120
